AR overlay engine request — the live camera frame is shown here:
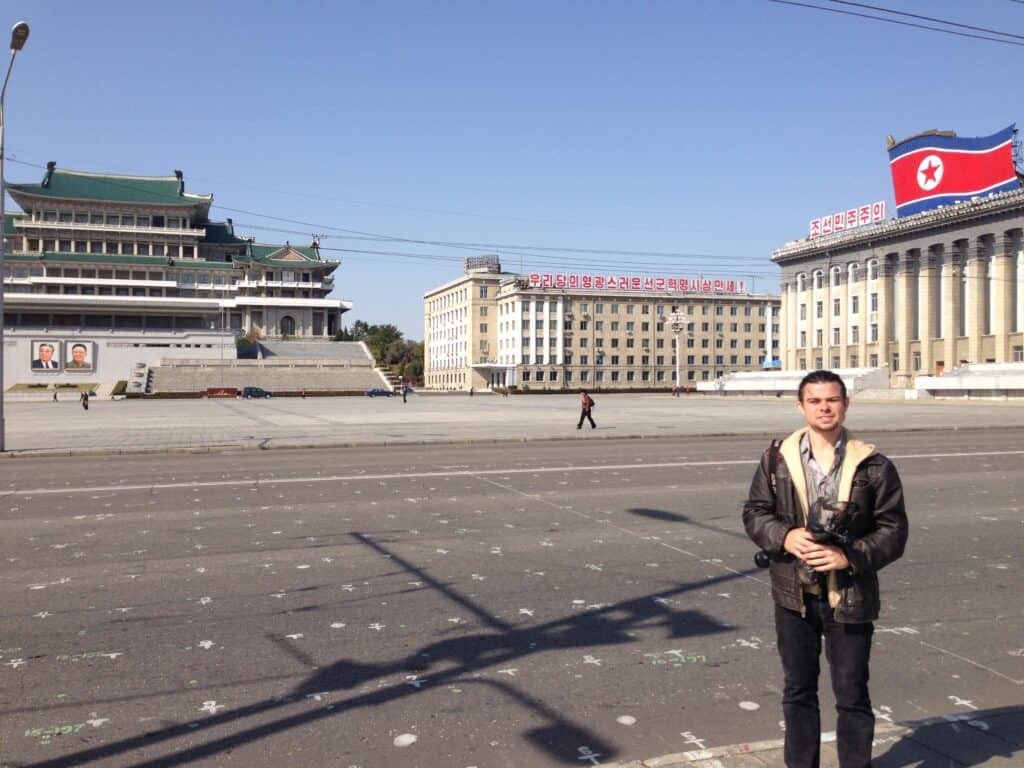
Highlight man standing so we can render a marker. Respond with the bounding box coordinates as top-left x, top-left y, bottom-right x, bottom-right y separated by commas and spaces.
742, 370, 907, 768
576, 389, 595, 430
